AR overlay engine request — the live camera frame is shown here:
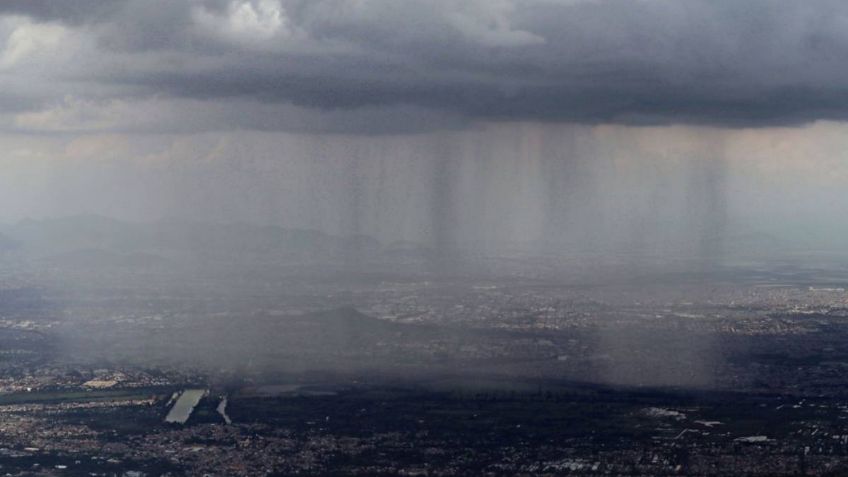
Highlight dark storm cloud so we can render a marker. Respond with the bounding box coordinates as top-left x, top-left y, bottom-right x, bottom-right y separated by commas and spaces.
6, 0, 848, 130
0, 0, 124, 25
